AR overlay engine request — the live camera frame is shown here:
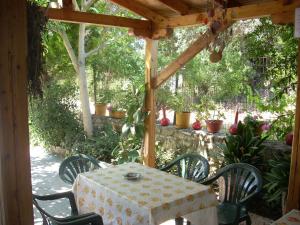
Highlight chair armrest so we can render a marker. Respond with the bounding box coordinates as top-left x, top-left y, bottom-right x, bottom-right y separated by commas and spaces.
33, 191, 78, 215
53, 213, 103, 225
